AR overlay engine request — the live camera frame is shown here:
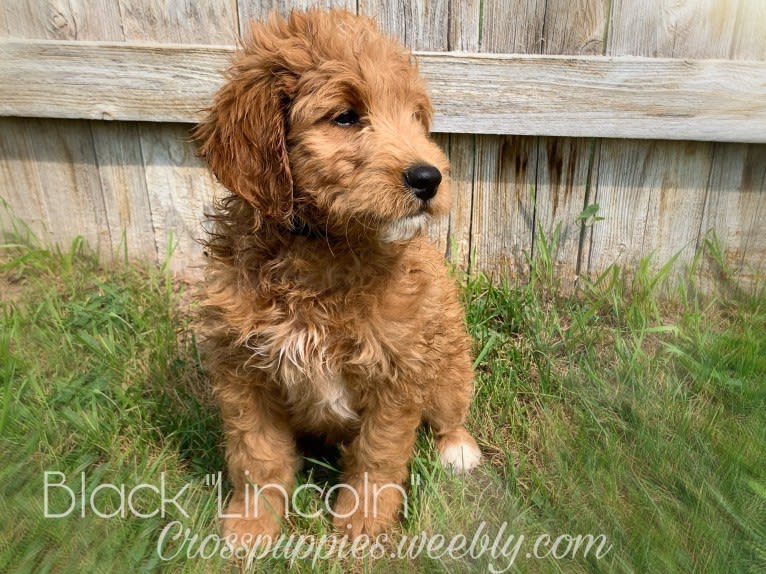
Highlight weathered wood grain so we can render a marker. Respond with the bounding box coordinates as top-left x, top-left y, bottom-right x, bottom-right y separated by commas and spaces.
700, 144, 766, 287
586, 136, 716, 280
423, 52, 766, 142
359, 0, 449, 50
116, 0, 239, 45
113, 0, 239, 274
0, 117, 109, 253
0, 0, 124, 41
535, 0, 608, 287
444, 134, 476, 270
535, 137, 596, 285
609, 0, 766, 61
2, 40, 766, 142
0, 41, 230, 123
0, 118, 52, 241
91, 121, 158, 263
237, 0, 356, 36
541, 0, 608, 56
481, 0, 546, 54
0, 4, 113, 256
468, 0, 541, 279
471, 0, 607, 282
586, 0, 766, 287
471, 135, 539, 280
448, 0, 480, 52
587, 139, 714, 275
137, 123, 220, 277
0, 1, 764, 287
